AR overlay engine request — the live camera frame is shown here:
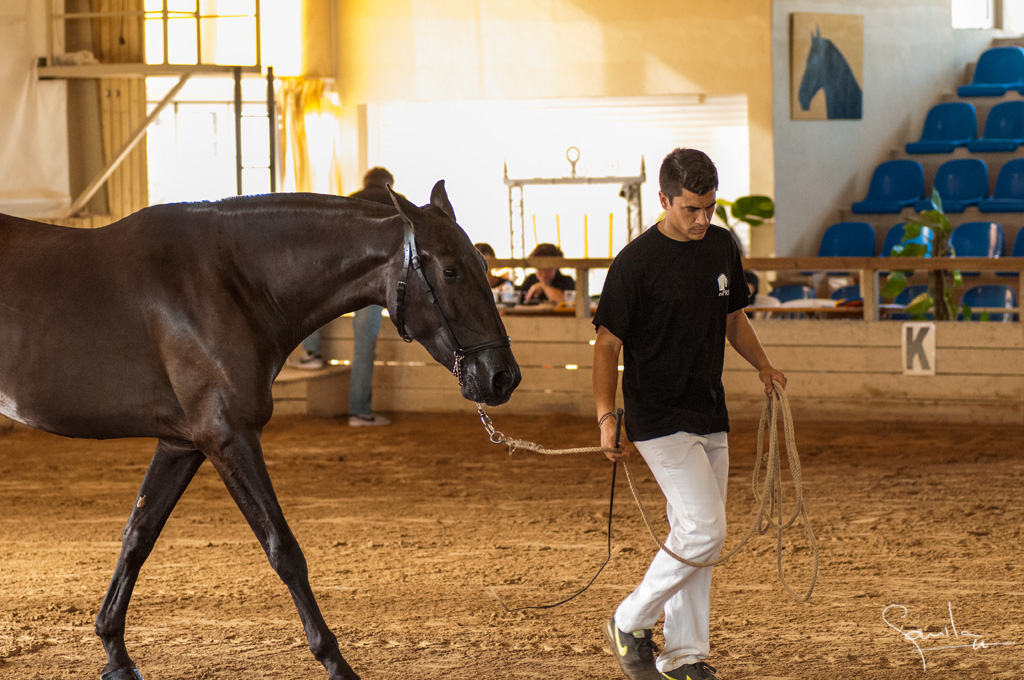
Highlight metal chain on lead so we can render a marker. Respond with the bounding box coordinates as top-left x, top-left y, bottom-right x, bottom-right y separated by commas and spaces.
474, 382, 819, 603
476, 403, 614, 454
453, 350, 465, 387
